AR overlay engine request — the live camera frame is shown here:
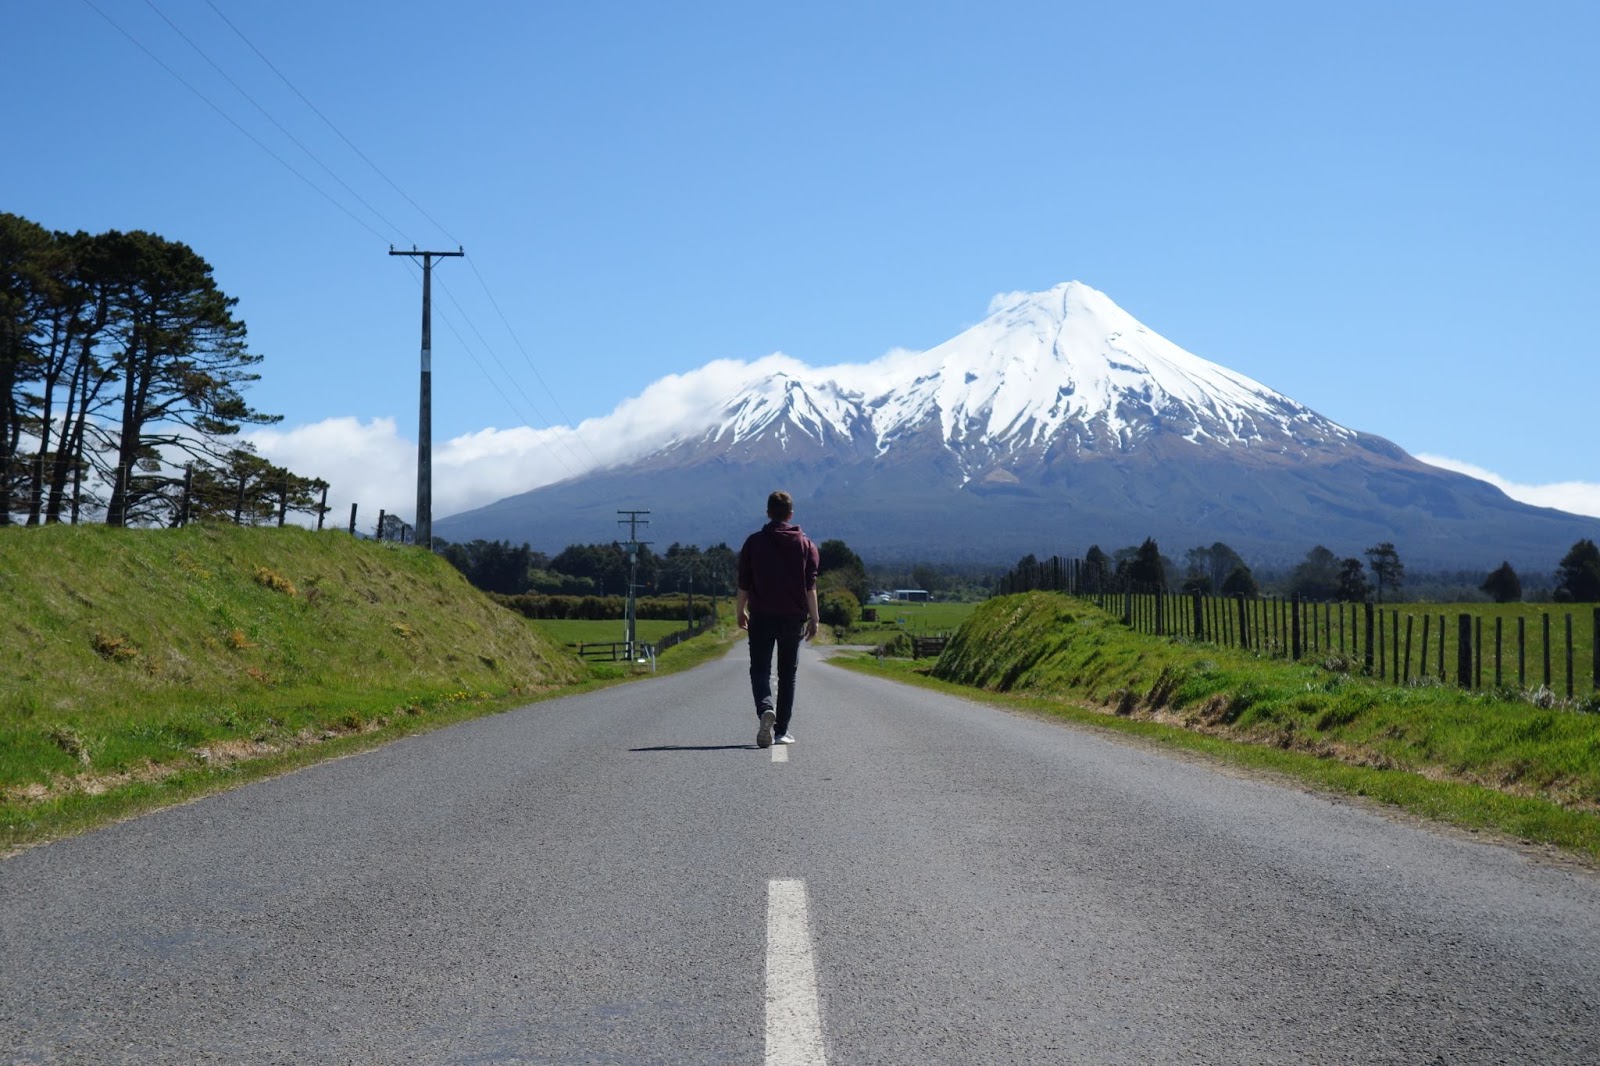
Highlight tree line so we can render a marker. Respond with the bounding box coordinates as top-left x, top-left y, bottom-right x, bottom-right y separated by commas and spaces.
1, 212, 319, 527
1002, 537, 1600, 604
438, 535, 874, 623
